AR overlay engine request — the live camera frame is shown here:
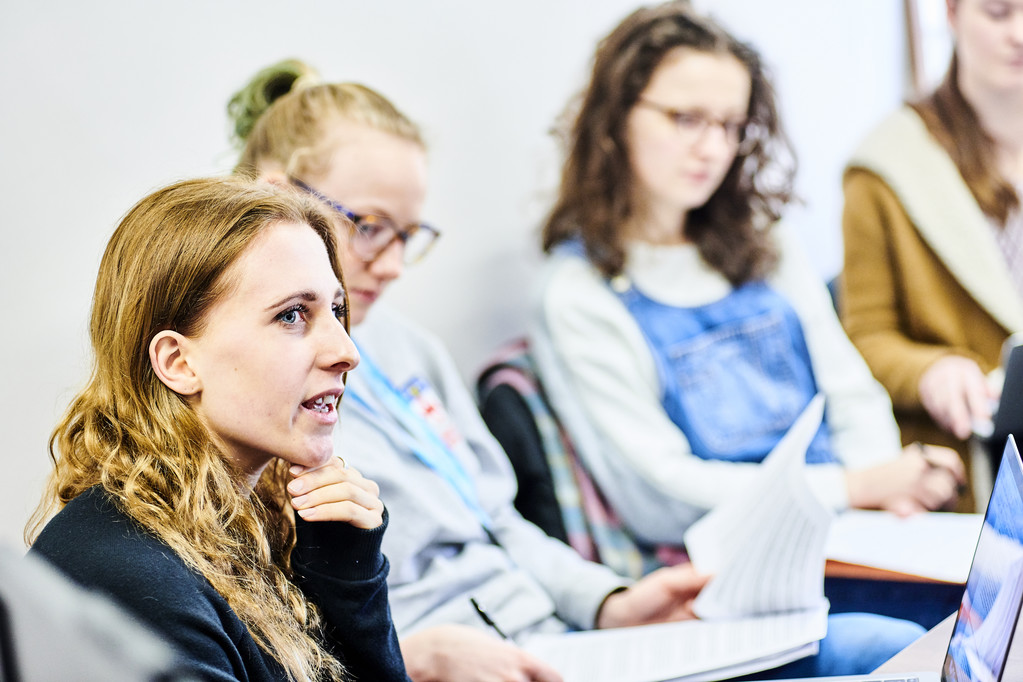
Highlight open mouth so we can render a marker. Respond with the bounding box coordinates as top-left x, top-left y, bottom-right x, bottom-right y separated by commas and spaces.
301, 392, 341, 423
303, 395, 336, 413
